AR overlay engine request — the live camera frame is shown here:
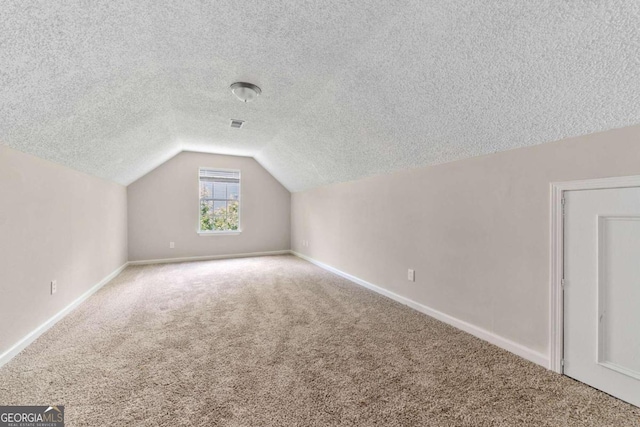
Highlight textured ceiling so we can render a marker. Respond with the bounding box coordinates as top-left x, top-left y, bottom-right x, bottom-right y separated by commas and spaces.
2, 1, 640, 191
